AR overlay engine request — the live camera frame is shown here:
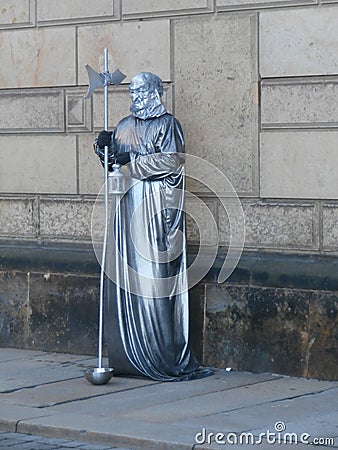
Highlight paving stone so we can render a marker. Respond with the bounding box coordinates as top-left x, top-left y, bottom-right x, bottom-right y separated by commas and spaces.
0, 349, 97, 392
0, 432, 121, 450
0, 438, 33, 447
4, 376, 155, 408
0, 349, 336, 450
